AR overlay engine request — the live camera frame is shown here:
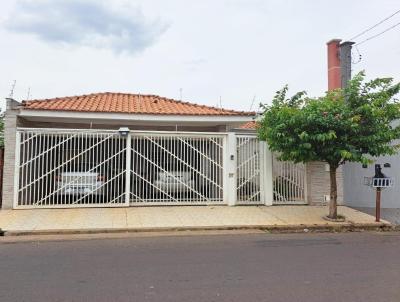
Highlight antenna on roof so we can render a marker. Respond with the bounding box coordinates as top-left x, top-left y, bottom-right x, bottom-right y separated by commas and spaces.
8, 80, 16, 98
26, 87, 31, 101
219, 96, 222, 110
179, 88, 183, 101
249, 95, 256, 111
